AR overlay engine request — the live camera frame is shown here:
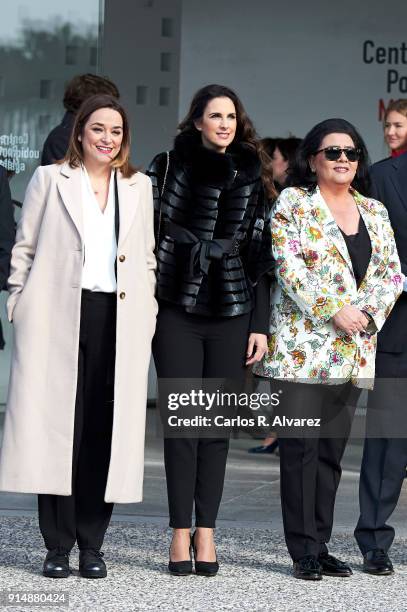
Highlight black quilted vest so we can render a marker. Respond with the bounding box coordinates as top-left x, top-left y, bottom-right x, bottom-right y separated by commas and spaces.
147, 132, 273, 317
